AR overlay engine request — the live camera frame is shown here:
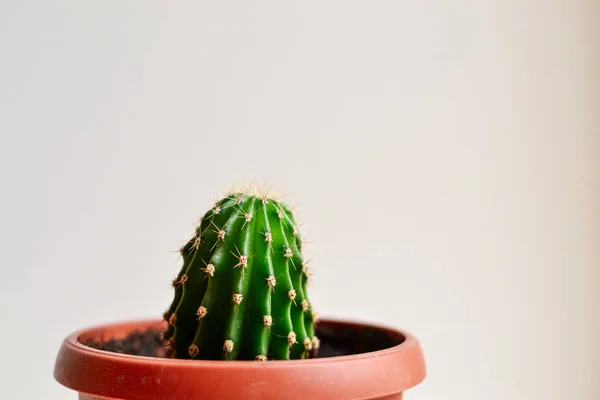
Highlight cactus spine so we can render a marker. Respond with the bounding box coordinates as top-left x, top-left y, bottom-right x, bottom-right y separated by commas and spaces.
163, 191, 317, 360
